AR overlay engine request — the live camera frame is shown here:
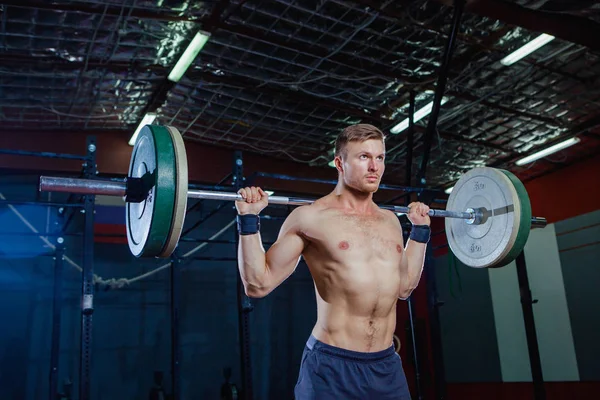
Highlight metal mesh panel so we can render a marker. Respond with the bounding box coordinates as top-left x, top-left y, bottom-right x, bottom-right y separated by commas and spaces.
0, 2, 202, 129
